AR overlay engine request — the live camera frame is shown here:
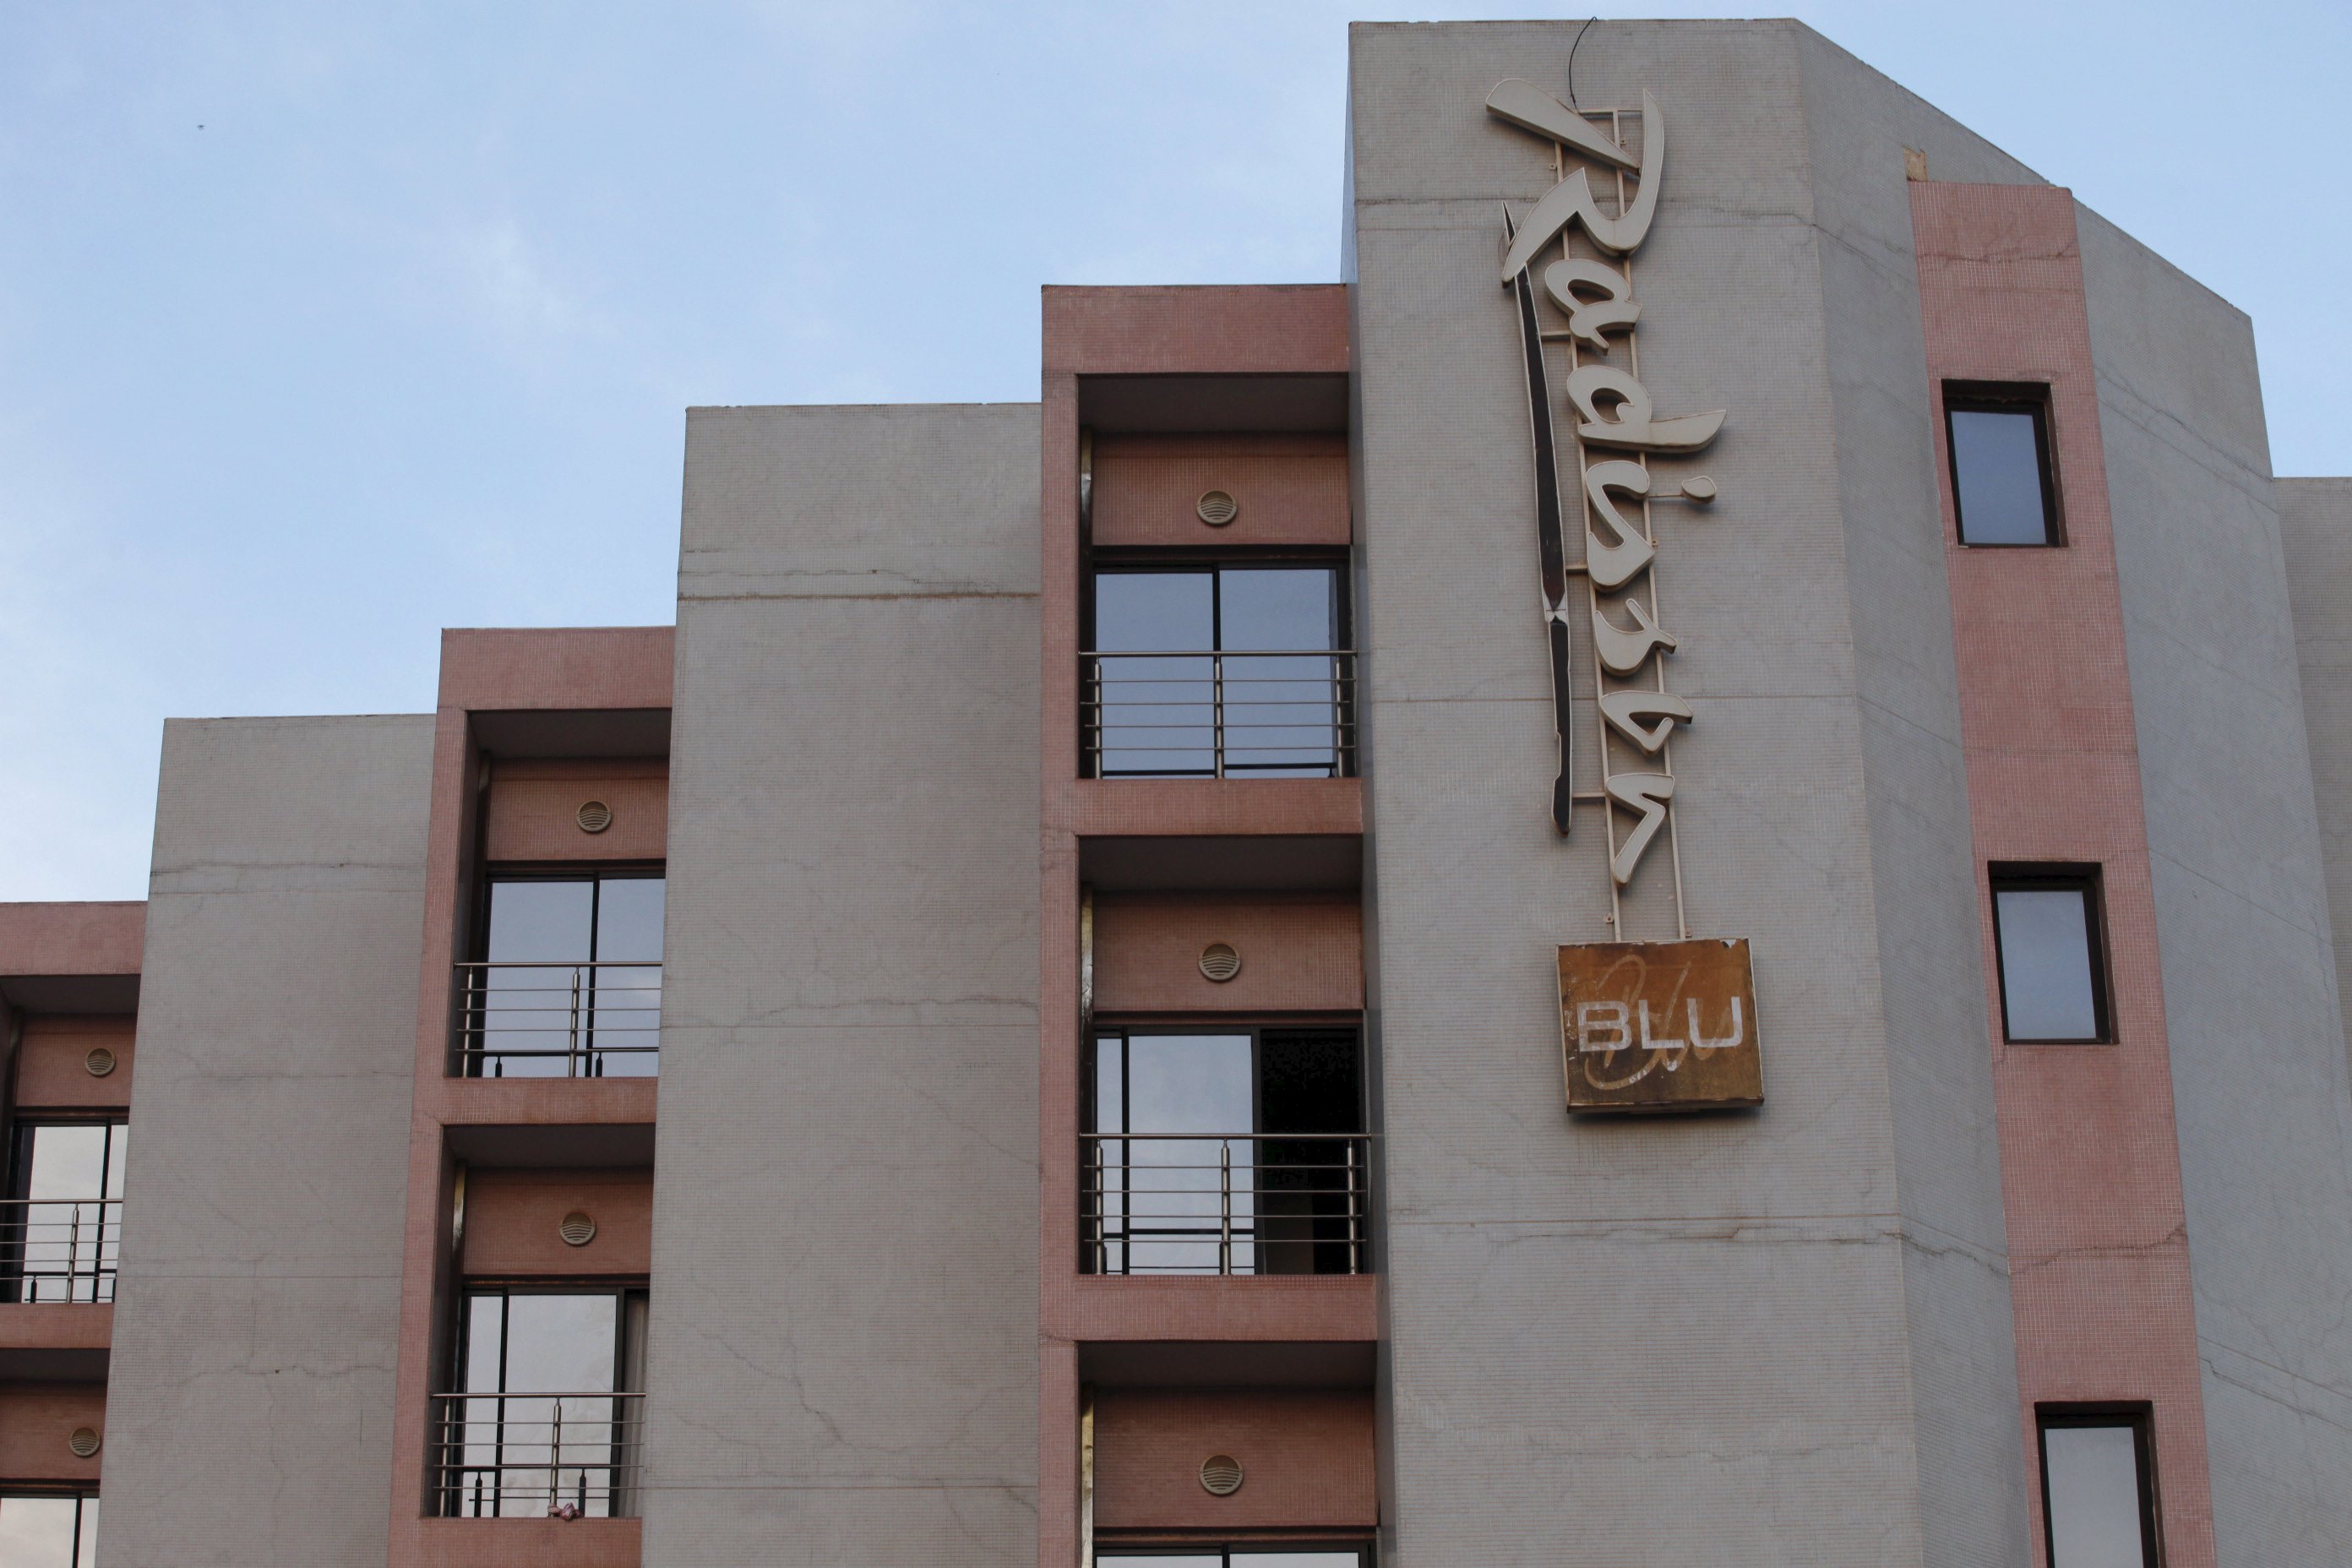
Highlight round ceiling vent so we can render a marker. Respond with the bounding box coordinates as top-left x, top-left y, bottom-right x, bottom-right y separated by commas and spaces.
576, 800, 613, 834
68, 1427, 101, 1458
84, 1047, 117, 1078
1196, 489, 1239, 527
1199, 942, 1242, 983
1199, 1453, 1244, 1496
558, 1211, 598, 1248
